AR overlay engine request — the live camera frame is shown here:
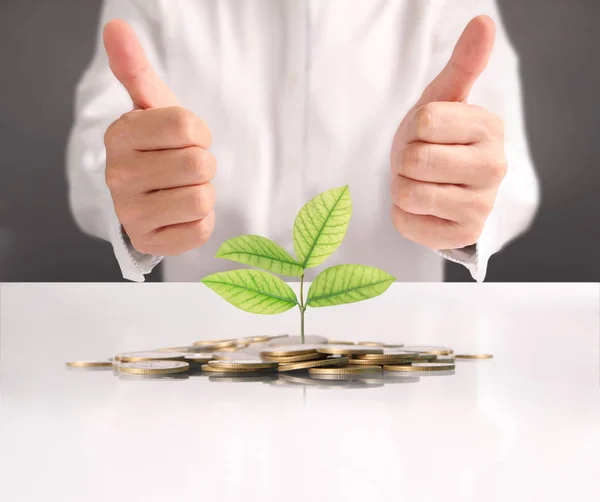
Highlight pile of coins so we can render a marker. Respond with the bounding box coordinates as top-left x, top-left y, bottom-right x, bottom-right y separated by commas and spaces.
66, 335, 493, 388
